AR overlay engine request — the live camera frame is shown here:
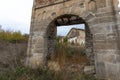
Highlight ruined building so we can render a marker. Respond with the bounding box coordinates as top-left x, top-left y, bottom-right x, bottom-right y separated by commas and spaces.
26, 0, 120, 80
67, 28, 85, 45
